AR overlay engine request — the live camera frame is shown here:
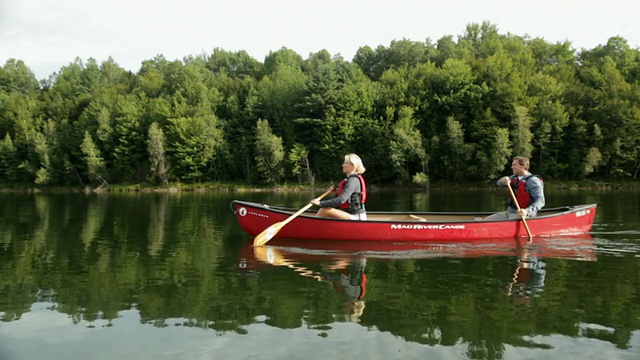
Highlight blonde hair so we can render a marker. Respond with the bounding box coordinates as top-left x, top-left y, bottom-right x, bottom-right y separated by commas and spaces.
345, 153, 366, 174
